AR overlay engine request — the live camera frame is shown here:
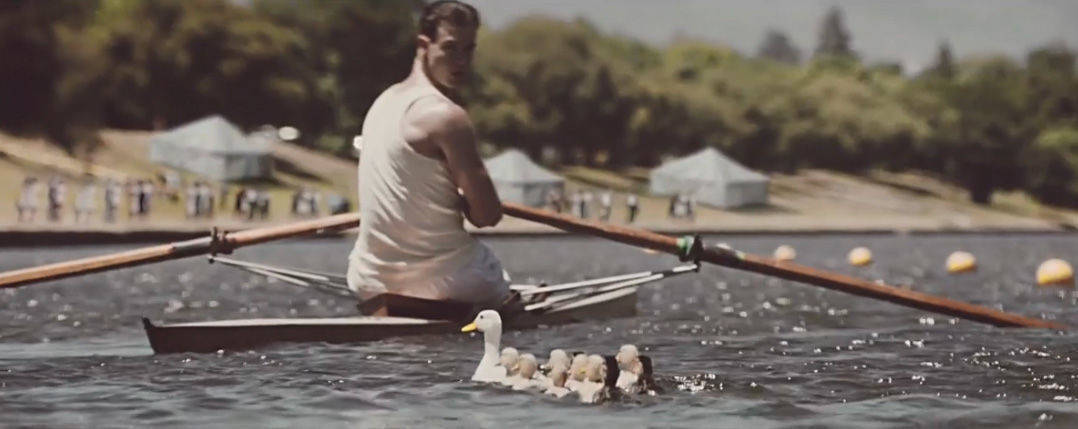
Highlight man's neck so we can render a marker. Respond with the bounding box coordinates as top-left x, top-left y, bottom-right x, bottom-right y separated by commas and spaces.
406, 58, 461, 104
